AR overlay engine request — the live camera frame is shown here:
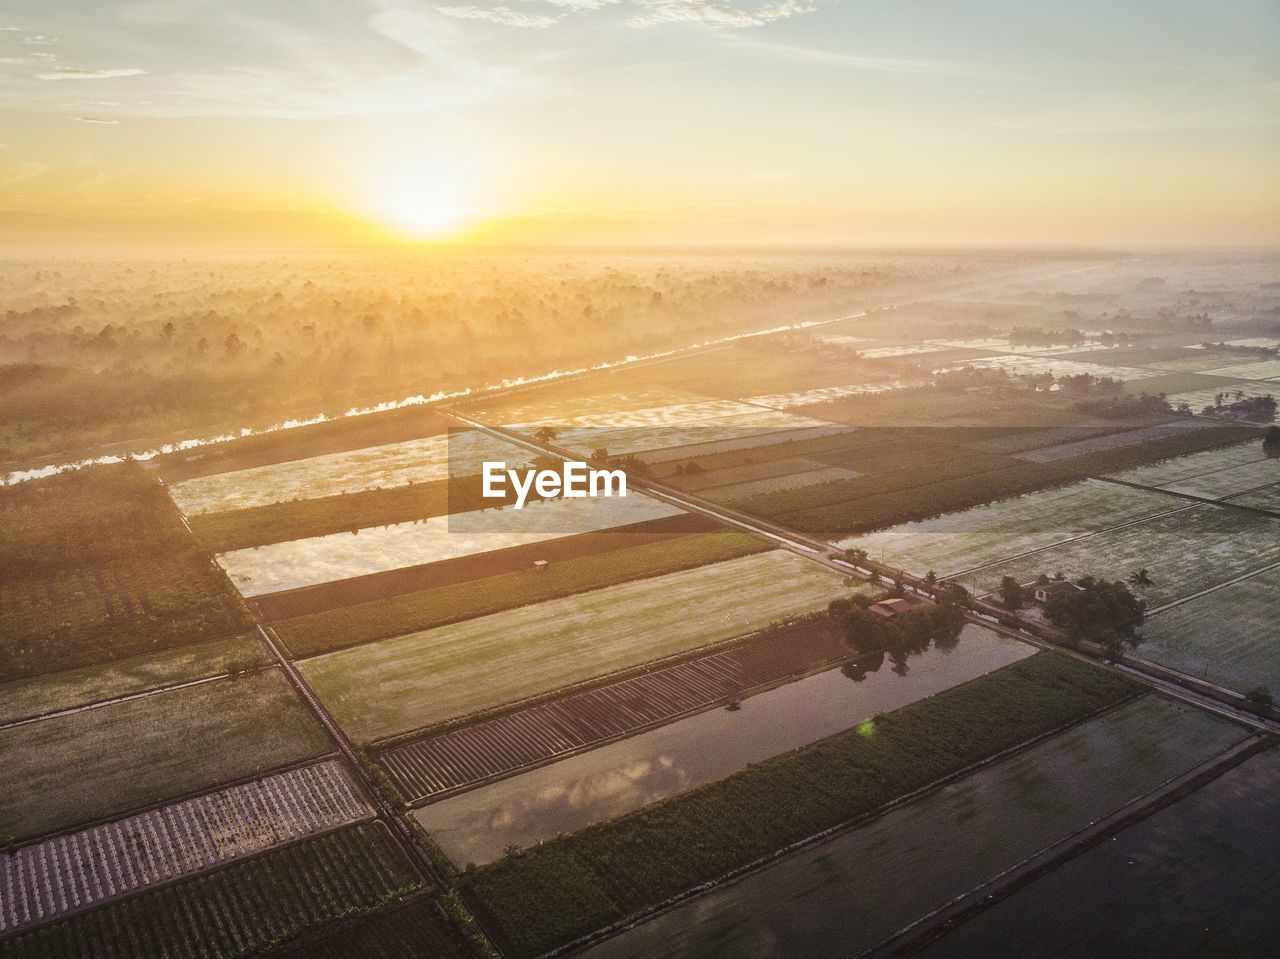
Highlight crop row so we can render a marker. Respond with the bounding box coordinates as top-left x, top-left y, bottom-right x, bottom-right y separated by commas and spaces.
1, 759, 371, 933
1, 823, 423, 959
